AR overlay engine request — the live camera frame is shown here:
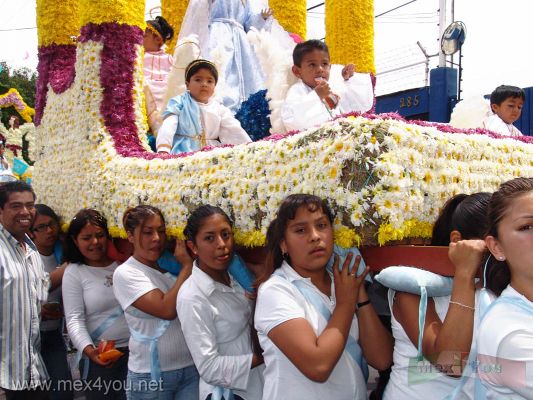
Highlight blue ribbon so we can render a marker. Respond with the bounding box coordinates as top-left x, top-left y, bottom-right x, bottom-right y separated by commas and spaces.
274, 269, 369, 380
159, 251, 255, 293
416, 286, 428, 361
211, 386, 235, 400
129, 319, 171, 382
77, 305, 124, 380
